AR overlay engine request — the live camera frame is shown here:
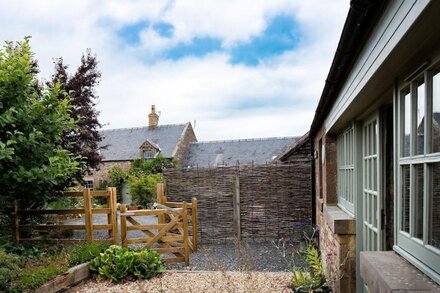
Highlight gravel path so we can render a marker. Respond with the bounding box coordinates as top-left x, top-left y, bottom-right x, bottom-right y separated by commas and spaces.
64, 215, 296, 272
69, 271, 293, 293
